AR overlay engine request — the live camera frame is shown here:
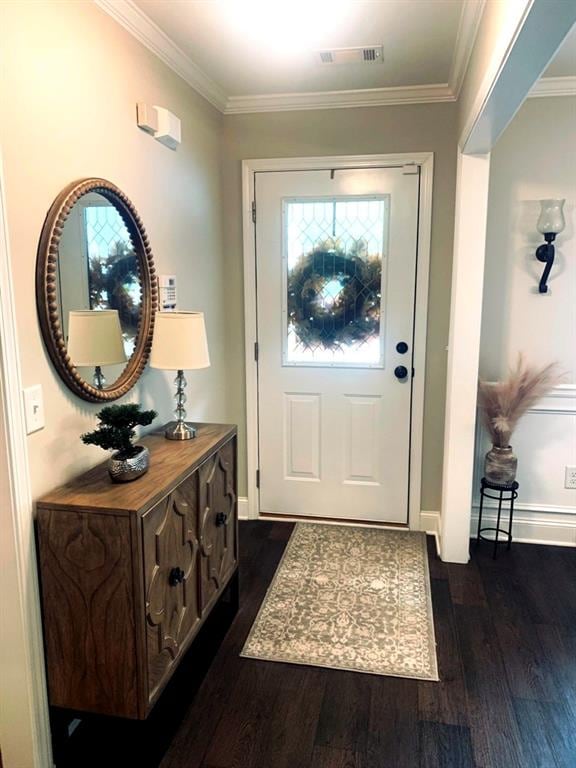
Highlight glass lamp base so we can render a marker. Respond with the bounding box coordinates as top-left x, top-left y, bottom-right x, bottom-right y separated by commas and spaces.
164, 420, 197, 441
